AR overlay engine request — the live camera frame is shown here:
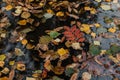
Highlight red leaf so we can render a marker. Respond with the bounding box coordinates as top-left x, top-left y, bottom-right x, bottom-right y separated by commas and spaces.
78, 38, 85, 42
64, 26, 70, 31
71, 25, 77, 32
